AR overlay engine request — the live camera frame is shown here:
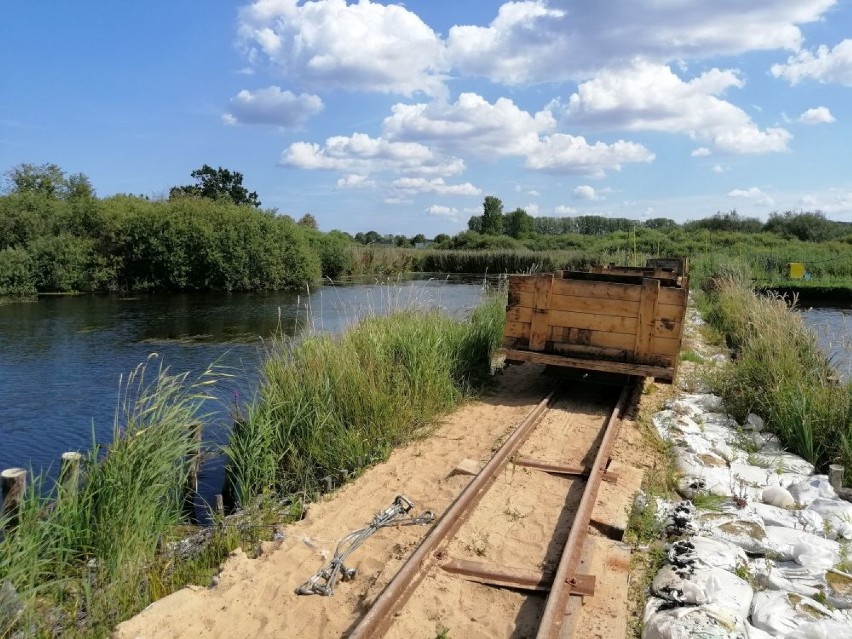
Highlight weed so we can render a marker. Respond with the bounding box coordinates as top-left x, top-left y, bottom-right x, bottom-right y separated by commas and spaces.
435, 626, 451, 639
691, 491, 726, 512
